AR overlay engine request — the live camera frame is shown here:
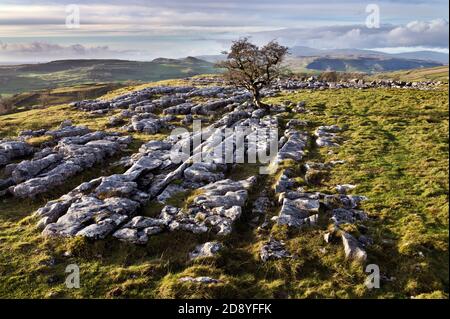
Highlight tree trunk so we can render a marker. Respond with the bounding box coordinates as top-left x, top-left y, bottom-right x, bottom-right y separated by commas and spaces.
251, 88, 267, 109
252, 91, 270, 111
